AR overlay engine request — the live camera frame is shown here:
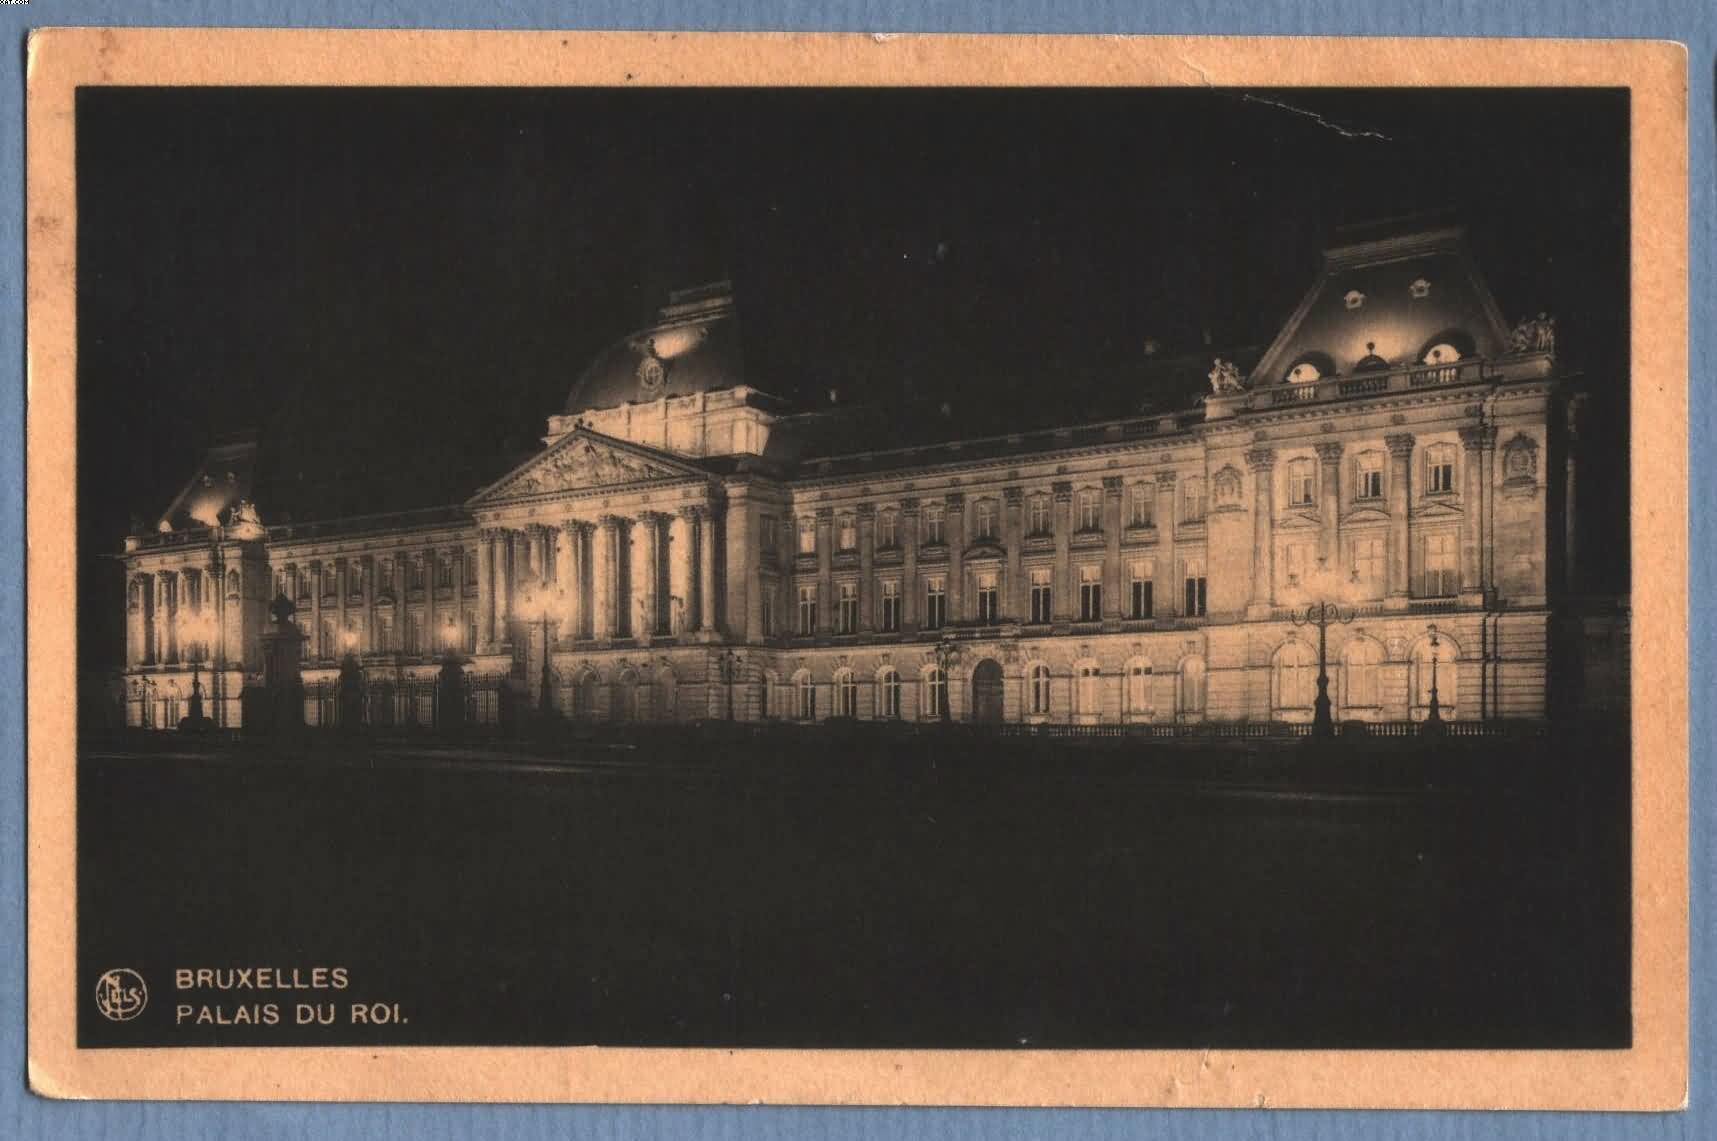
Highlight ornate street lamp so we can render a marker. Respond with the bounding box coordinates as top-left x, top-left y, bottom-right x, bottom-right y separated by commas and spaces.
932, 632, 962, 723
337, 627, 365, 732
717, 647, 742, 721
1289, 600, 1354, 737
435, 618, 468, 736
1287, 559, 1357, 738
1425, 623, 1445, 729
